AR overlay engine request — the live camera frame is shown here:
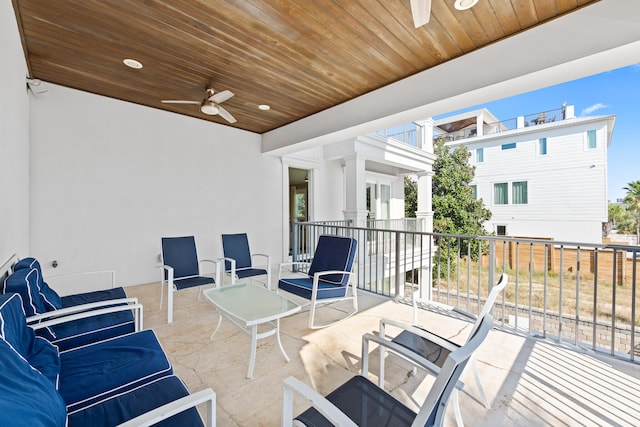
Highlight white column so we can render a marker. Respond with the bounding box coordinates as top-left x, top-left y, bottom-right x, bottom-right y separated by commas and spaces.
342, 155, 368, 227
414, 119, 436, 302
415, 118, 434, 152
476, 111, 484, 136
415, 171, 434, 233
565, 105, 575, 119
414, 118, 435, 233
